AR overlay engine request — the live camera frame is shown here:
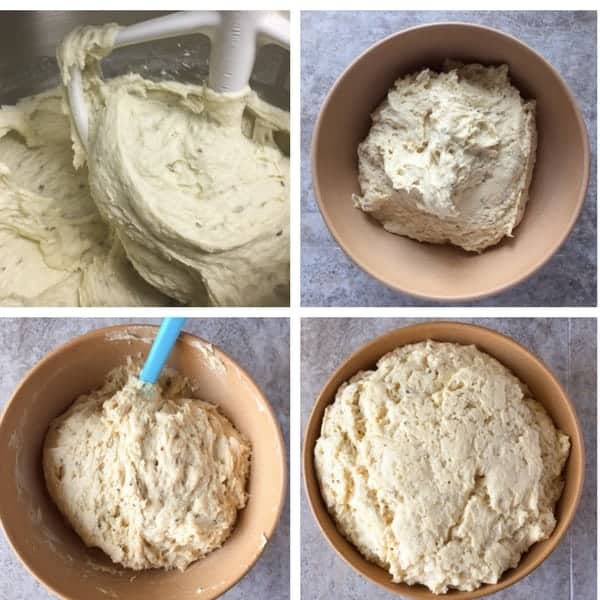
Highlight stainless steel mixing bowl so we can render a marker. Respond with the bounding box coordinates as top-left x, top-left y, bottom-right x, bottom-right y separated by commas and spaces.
0, 11, 290, 109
